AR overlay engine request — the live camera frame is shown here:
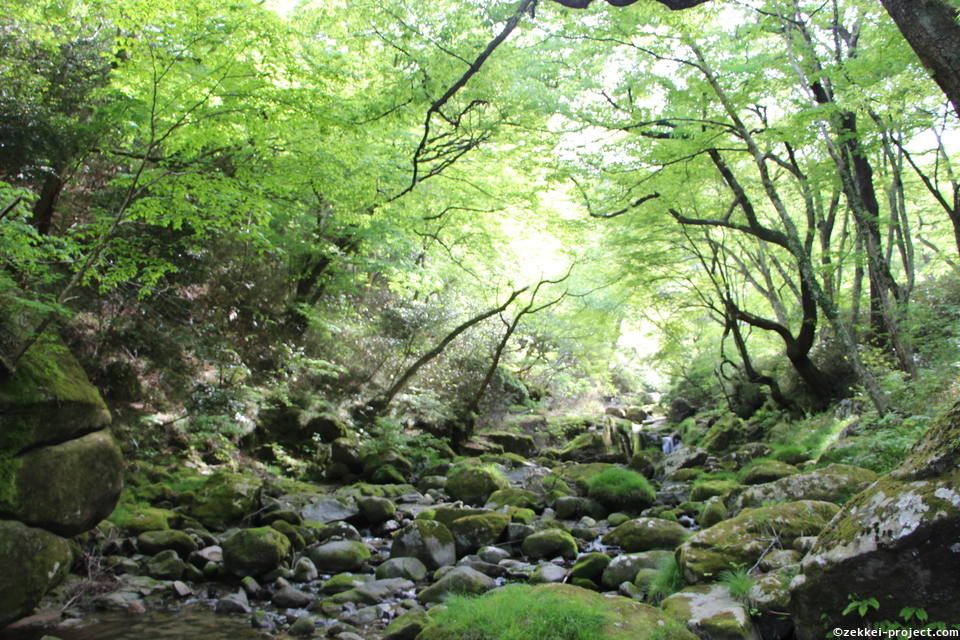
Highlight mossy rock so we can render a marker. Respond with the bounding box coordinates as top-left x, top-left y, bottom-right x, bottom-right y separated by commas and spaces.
0, 520, 73, 626
507, 506, 536, 524
791, 403, 960, 637
484, 488, 539, 511
521, 528, 578, 560
602, 517, 690, 552
550, 462, 619, 493
383, 608, 429, 640
1, 430, 123, 537
109, 504, 175, 534
689, 478, 741, 502
0, 337, 110, 455
698, 497, 727, 529
417, 583, 696, 640
558, 432, 607, 462
445, 465, 508, 506
678, 500, 839, 583
223, 526, 292, 577
662, 584, 757, 639
483, 431, 536, 457
307, 539, 371, 573
137, 529, 198, 557
391, 520, 456, 570
357, 496, 397, 524
449, 513, 510, 557
600, 550, 674, 589
417, 566, 496, 604
699, 414, 760, 454
188, 471, 262, 530
729, 463, 878, 511
738, 459, 799, 485
569, 552, 611, 582
432, 506, 492, 528
585, 467, 655, 512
